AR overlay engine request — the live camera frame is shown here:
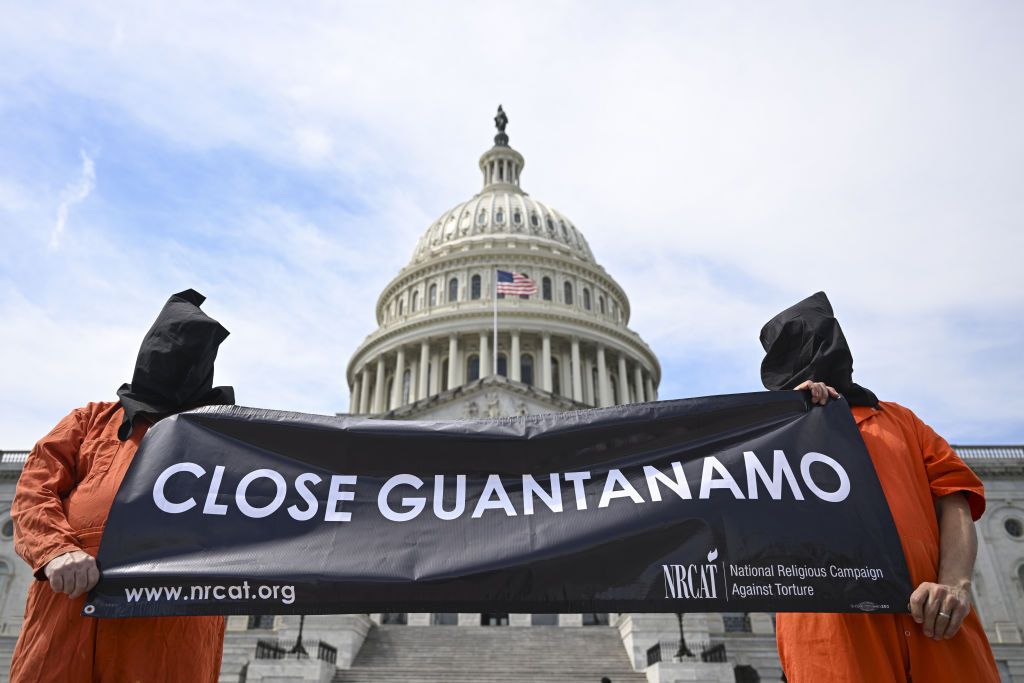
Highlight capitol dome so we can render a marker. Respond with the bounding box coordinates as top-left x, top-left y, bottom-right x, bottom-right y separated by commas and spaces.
347, 107, 660, 418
